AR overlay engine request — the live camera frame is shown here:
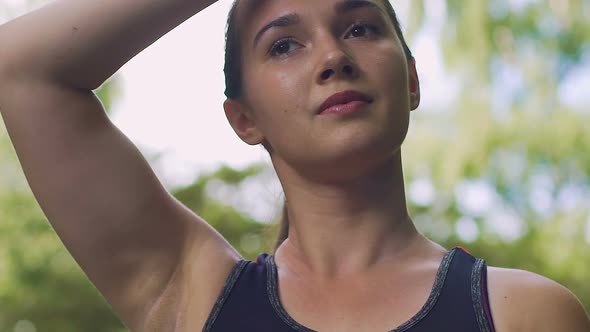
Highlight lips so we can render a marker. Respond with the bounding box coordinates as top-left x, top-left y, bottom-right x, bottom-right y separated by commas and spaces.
318, 90, 373, 114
